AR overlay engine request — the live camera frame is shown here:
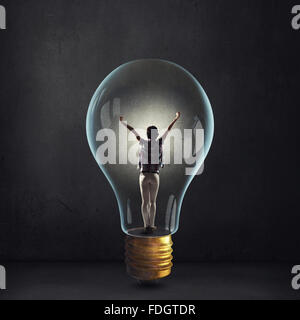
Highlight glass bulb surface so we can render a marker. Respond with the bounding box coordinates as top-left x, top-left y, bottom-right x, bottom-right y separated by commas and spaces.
86, 59, 214, 238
